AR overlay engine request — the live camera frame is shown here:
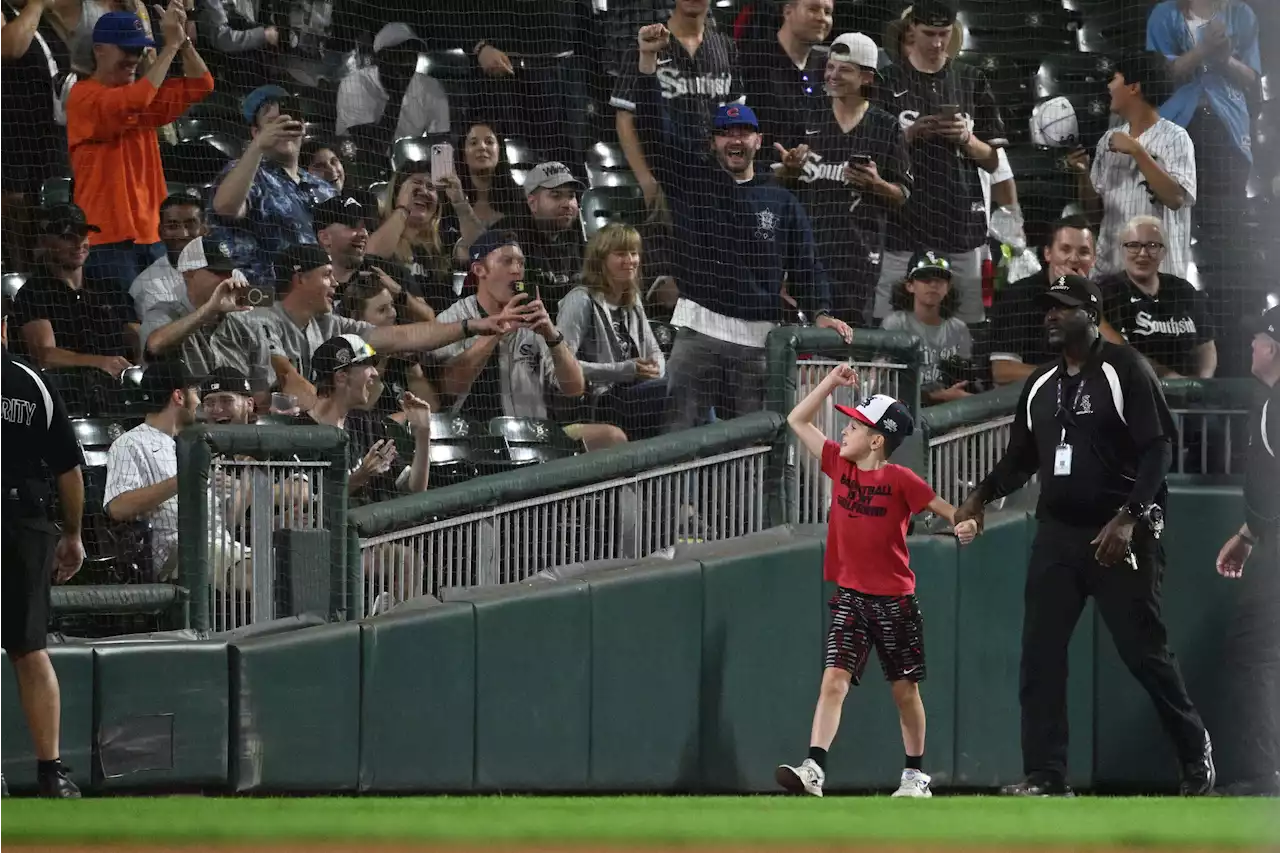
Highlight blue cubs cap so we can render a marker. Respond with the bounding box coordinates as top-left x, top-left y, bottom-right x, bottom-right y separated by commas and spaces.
92, 11, 155, 49
242, 85, 292, 124
714, 103, 759, 132
468, 230, 521, 264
